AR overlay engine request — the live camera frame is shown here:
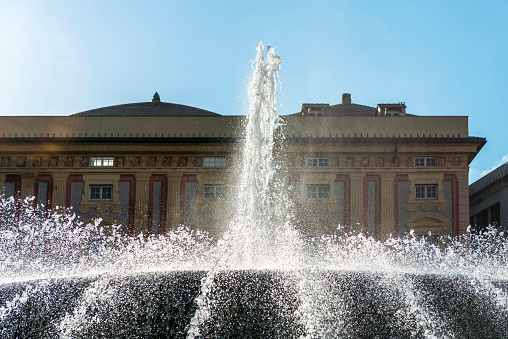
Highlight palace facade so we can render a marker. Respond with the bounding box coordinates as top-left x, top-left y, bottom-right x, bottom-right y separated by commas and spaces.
0, 93, 485, 241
